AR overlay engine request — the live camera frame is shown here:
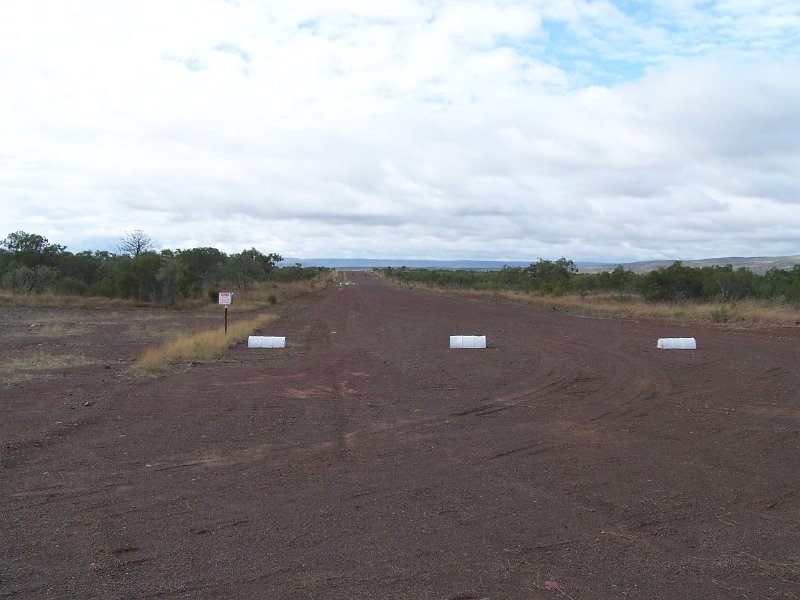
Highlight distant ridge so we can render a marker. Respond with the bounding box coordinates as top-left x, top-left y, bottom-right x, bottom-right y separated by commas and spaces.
577, 255, 800, 275
281, 255, 800, 275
